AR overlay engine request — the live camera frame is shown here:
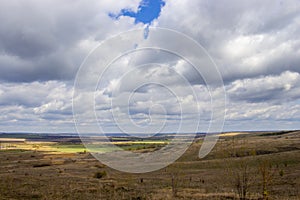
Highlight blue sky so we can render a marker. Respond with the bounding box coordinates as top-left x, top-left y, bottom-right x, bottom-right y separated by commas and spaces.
110, 0, 165, 25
